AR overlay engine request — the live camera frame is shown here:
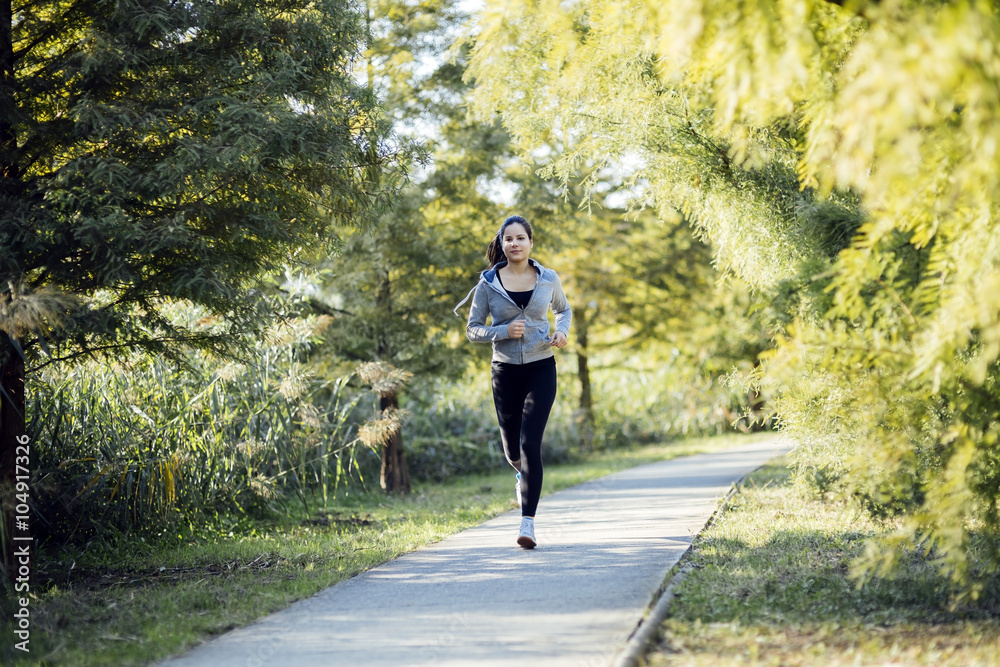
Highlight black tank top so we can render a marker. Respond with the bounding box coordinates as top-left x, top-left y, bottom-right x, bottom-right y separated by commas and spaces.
497, 273, 533, 308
